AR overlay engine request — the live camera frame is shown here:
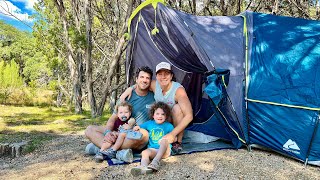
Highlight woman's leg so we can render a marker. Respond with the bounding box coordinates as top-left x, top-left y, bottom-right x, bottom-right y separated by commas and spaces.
172, 104, 184, 143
